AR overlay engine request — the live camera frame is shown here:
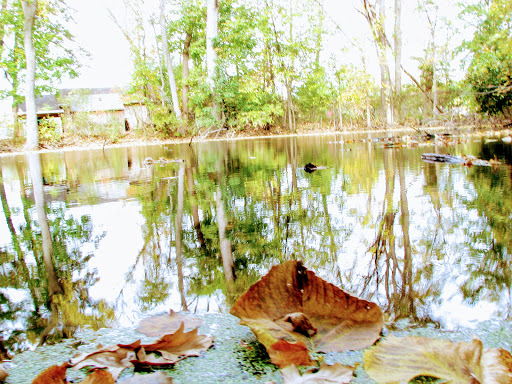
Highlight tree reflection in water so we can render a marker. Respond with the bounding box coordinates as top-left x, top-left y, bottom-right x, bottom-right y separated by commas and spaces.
1, 134, 511, 353
460, 164, 512, 319
0, 154, 114, 354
